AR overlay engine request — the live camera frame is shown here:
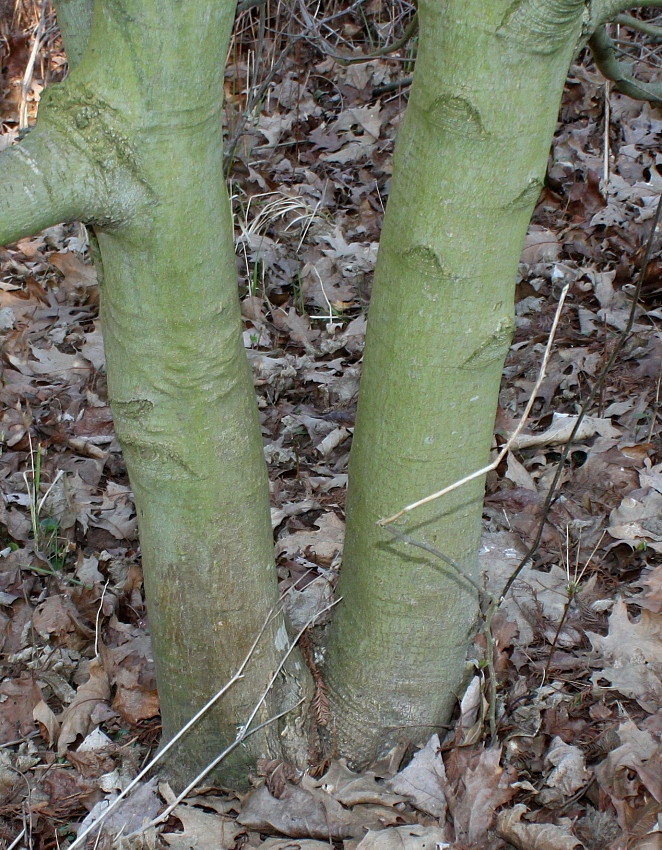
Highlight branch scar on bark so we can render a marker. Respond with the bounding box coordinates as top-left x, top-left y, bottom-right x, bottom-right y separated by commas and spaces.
404, 245, 445, 279
458, 317, 514, 370
111, 398, 154, 418
505, 177, 545, 211
497, 0, 586, 54
425, 95, 486, 140
120, 438, 198, 477
111, 399, 197, 476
